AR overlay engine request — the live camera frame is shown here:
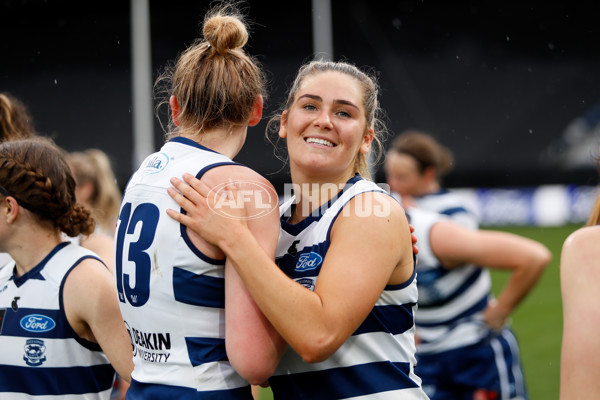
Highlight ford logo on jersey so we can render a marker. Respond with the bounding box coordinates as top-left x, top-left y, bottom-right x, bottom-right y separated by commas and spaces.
20, 314, 56, 333
295, 252, 323, 272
